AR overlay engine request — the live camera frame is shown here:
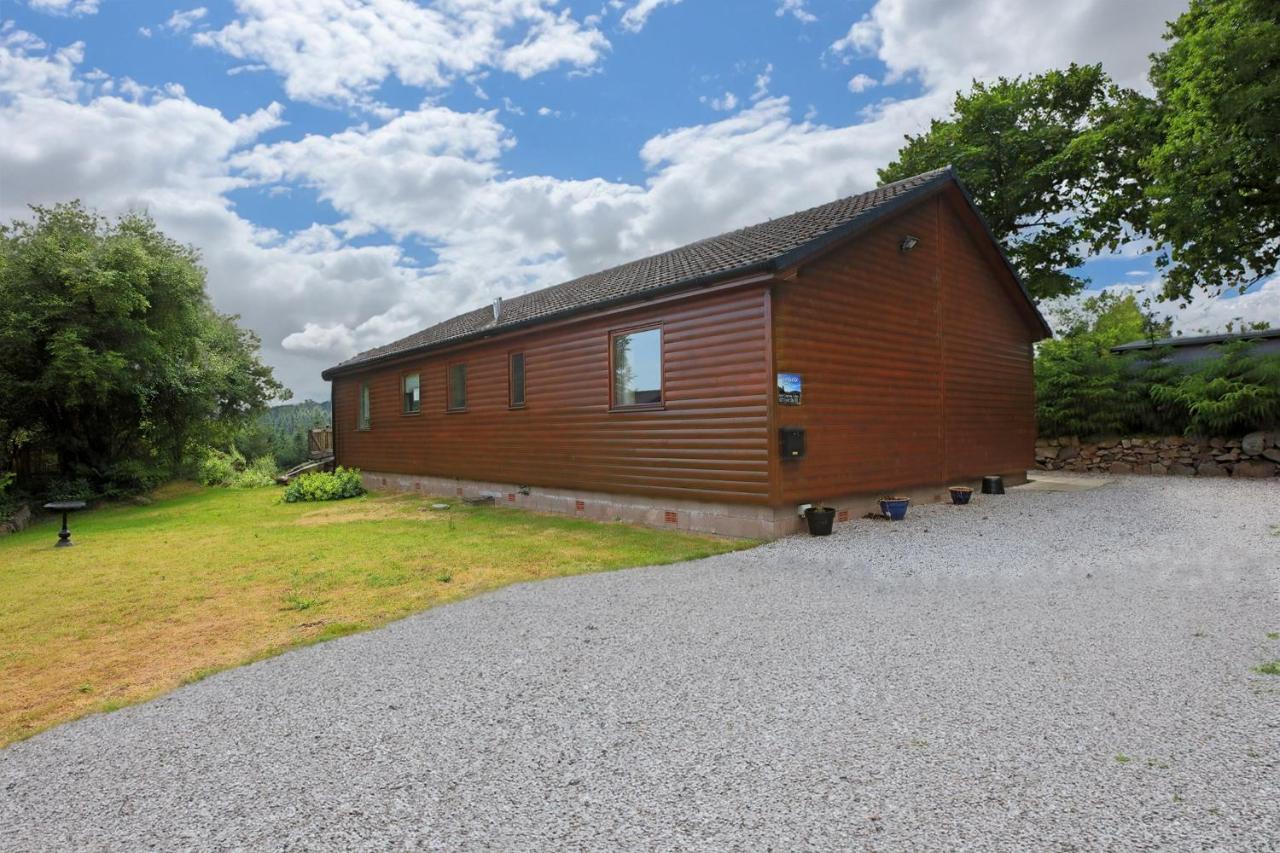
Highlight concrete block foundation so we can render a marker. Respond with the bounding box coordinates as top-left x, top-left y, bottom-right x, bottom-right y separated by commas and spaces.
360, 470, 1028, 539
